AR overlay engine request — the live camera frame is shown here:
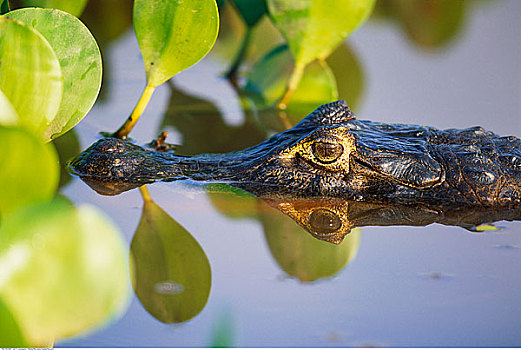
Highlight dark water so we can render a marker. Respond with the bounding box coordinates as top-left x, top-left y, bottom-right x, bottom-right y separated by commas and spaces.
59, 0, 520, 347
